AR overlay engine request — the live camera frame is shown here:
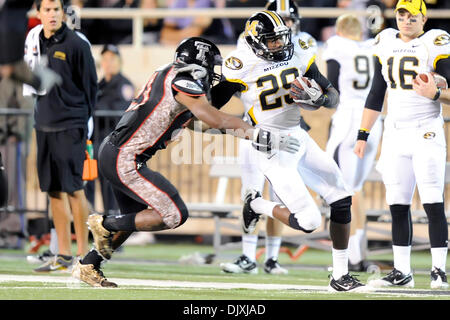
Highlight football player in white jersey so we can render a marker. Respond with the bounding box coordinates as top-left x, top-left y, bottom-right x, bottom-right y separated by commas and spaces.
323, 14, 383, 272
354, 0, 450, 289
220, 0, 318, 276
212, 10, 366, 292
